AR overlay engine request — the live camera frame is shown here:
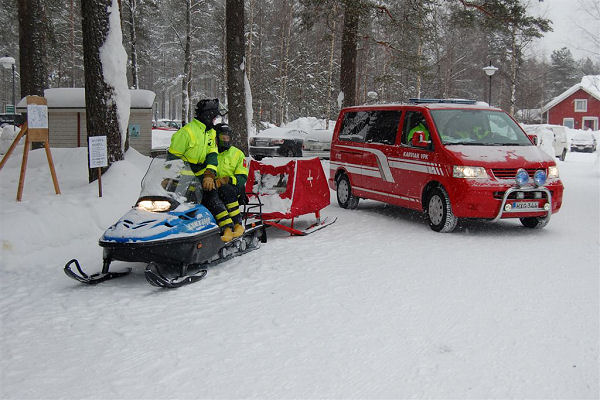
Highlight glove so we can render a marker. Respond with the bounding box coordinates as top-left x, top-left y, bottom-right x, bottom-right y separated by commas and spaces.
215, 176, 230, 188
202, 170, 216, 191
